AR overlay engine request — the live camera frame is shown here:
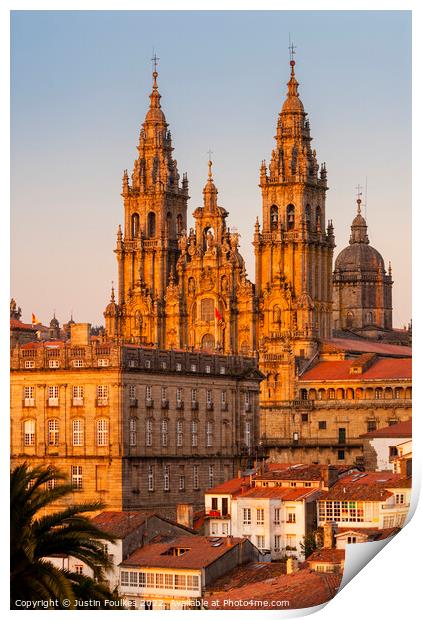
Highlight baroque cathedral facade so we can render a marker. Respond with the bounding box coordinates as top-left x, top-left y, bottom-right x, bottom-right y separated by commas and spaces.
104, 56, 403, 405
